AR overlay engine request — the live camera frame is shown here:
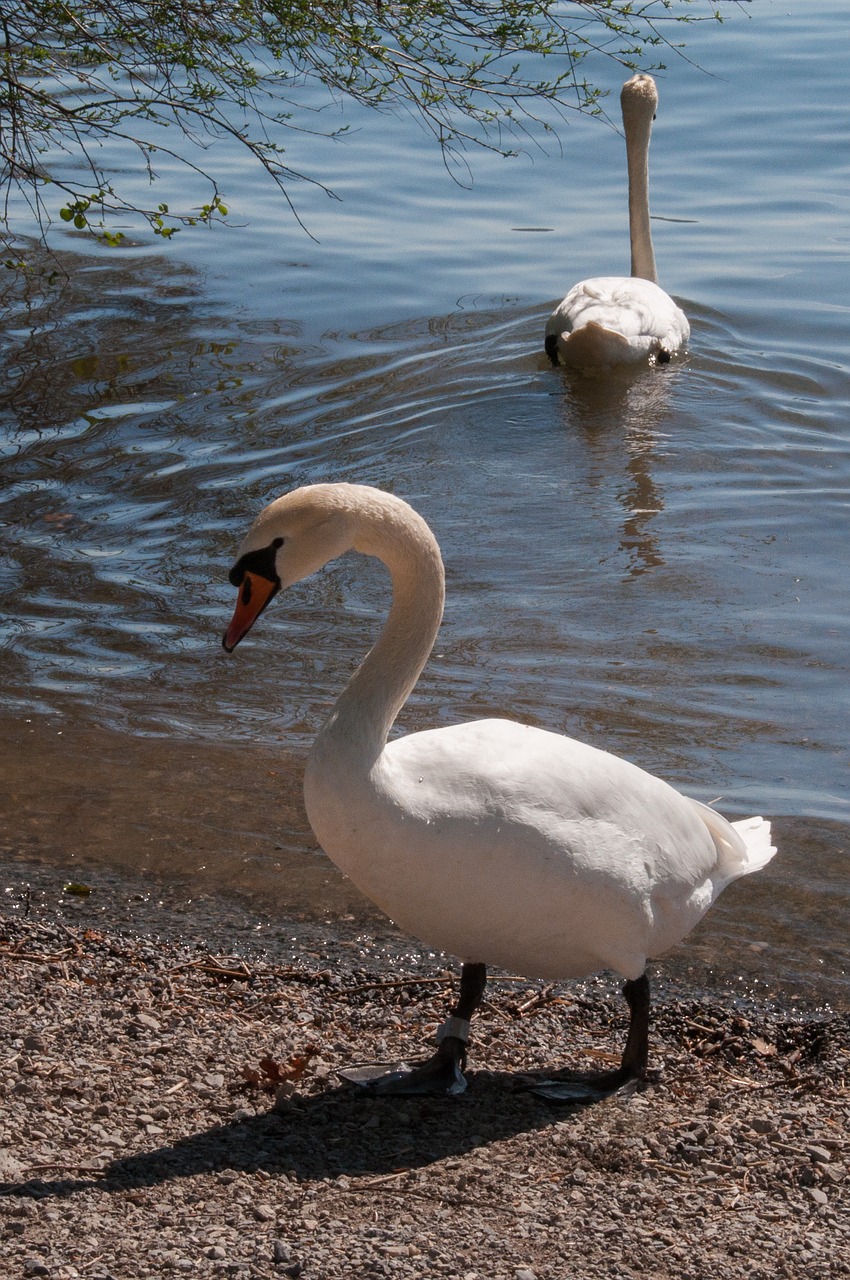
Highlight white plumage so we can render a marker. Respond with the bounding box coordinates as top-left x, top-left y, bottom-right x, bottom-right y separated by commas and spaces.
224, 483, 774, 1096
545, 74, 690, 370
